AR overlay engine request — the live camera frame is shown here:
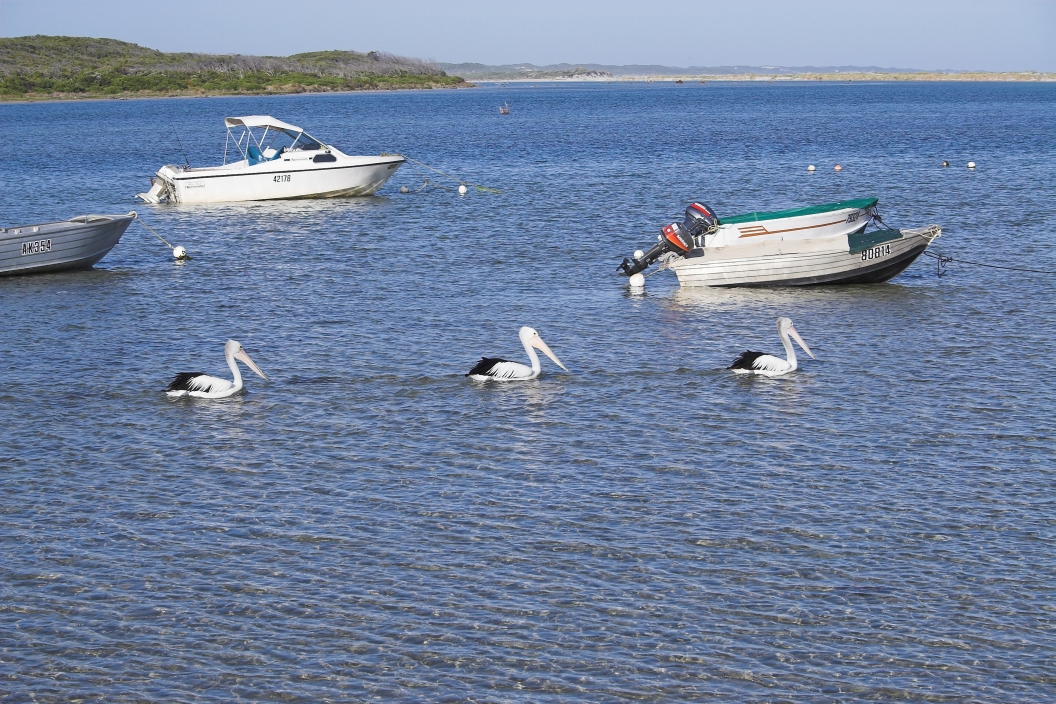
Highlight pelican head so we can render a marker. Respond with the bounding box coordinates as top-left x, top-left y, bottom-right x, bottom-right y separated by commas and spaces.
519, 326, 568, 372
224, 339, 268, 380
777, 317, 815, 360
